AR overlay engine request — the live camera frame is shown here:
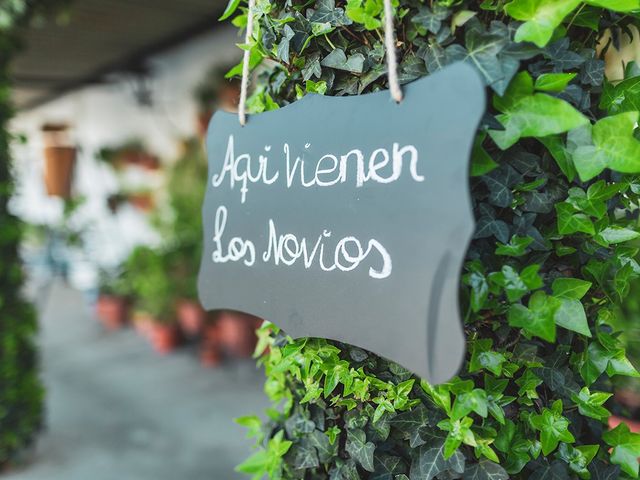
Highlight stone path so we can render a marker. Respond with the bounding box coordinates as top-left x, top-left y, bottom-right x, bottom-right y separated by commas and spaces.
6, 280, 268, 480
